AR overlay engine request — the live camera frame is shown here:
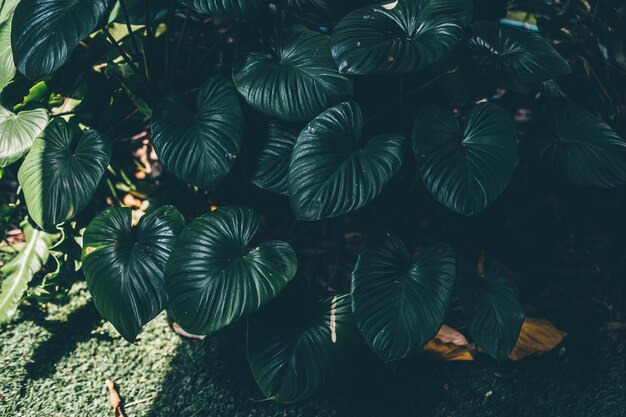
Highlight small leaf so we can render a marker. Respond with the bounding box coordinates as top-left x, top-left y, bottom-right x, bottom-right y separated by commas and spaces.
151, 76, 243, 189
177, 0, 265, 16
331, 0, 473, 75
233, 27, 353, 123
458, 259, 525, 360
0, 106, 49, 167
289, 101, 404, 220
413, 103, 517, 215
0, 219, 58, 323
467, 21, 571, 86
529, 97, 626, 188
249, 122, 300, 196
165, 206, 297, 335
352, 234, 456, 361
82, 206, 185, 342
247, 291, 358, 403
510, 317, 567, 361
11, 0, 113, 79
18, 118, 112, 231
